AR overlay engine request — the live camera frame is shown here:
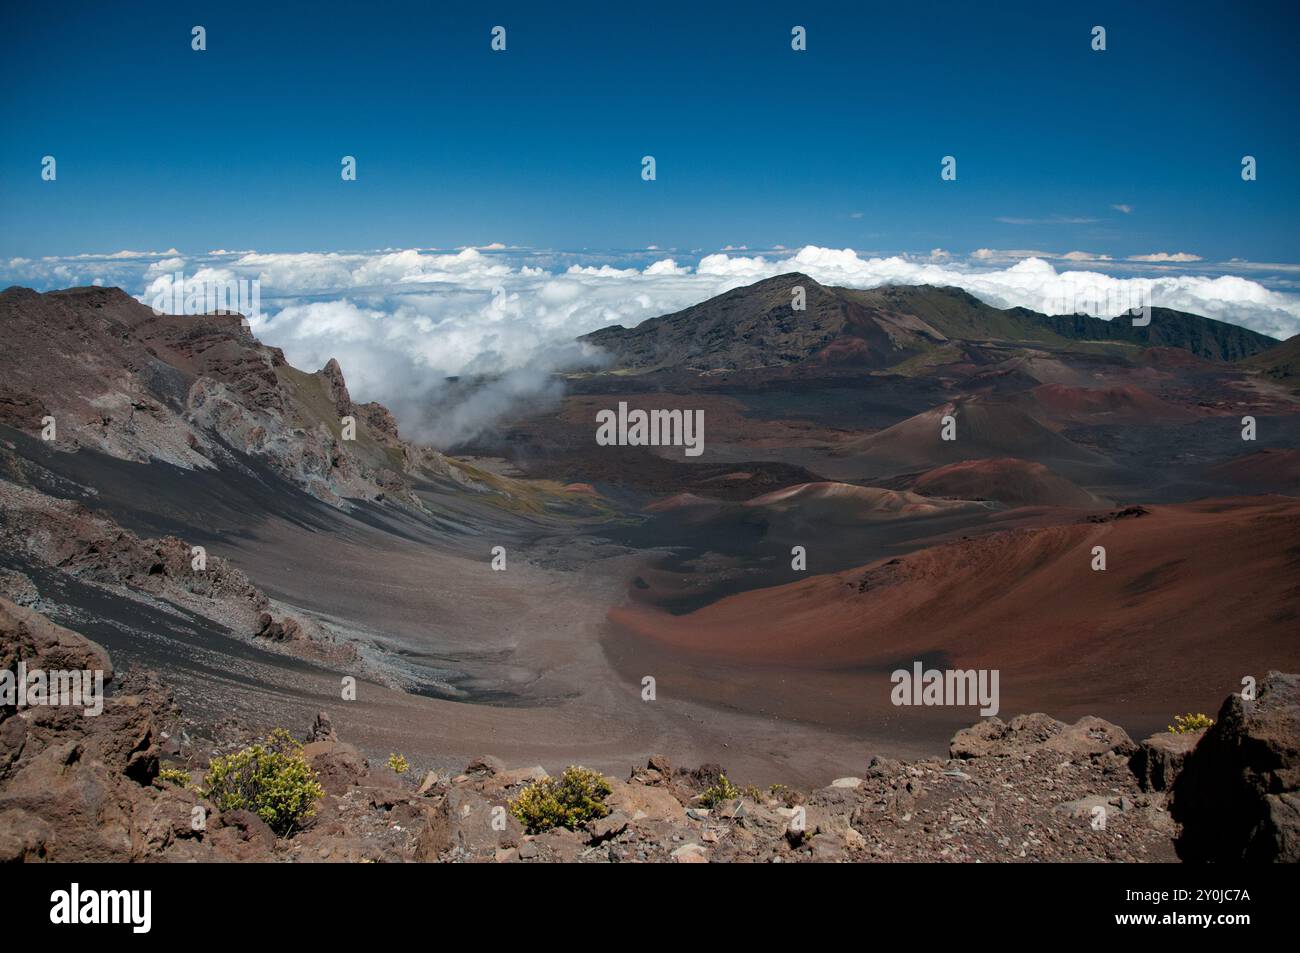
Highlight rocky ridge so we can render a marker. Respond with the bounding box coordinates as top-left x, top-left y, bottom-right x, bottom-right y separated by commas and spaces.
0, 477, 351, 664
0, 285, 484, 509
